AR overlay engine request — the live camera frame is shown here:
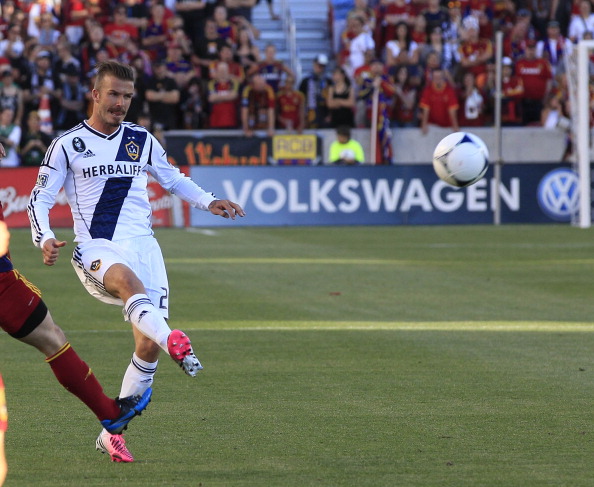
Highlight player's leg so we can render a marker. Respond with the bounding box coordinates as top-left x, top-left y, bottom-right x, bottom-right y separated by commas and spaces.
0, 269, 151, 434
